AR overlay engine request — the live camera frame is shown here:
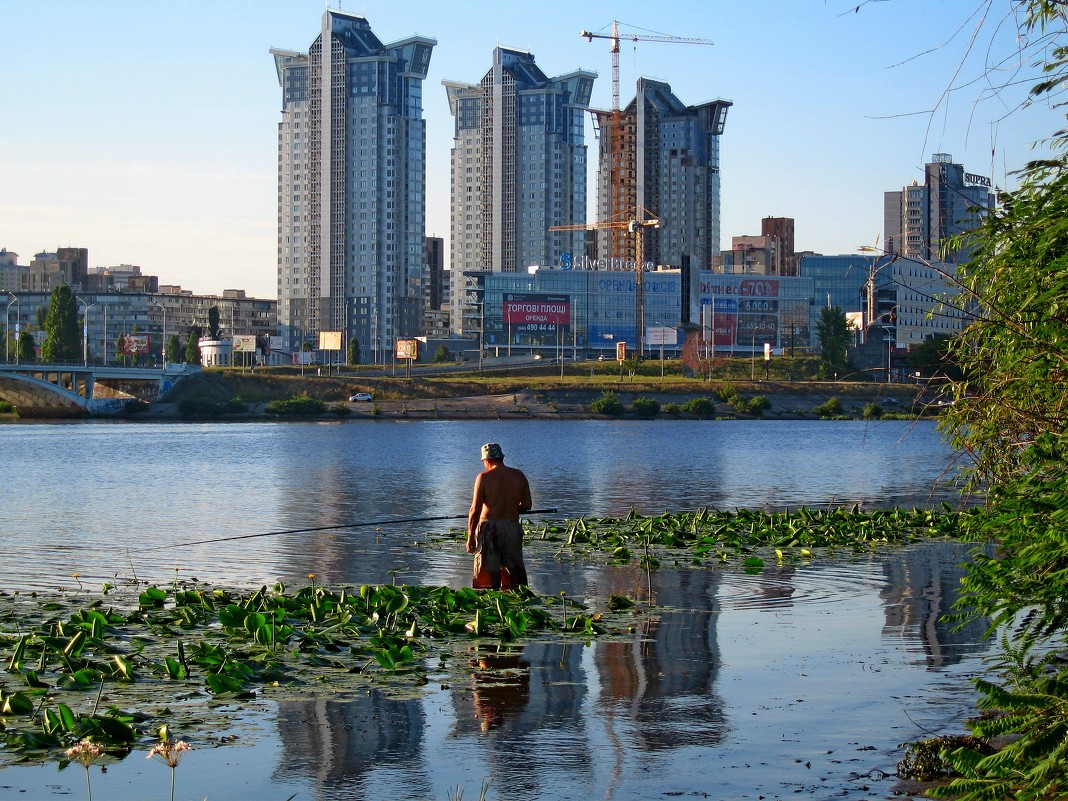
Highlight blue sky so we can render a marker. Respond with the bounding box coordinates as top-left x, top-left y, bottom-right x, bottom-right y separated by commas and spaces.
2, 0, 1060, 298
